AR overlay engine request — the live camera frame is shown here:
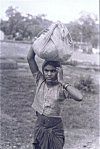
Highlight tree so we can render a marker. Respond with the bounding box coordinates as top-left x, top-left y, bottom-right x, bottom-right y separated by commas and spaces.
67, 12, 99, 48
78, 12, 98, 43
0, 19, 10, 35
21, 14, 40, 39
0, 6, 52, 40
67, 21, 81, 42
5, 6, 24, 36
